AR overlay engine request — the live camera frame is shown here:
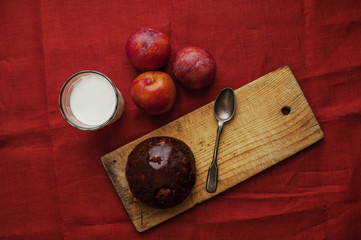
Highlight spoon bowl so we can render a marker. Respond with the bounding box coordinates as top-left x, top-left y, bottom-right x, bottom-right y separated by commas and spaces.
214, 88, 236, 122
